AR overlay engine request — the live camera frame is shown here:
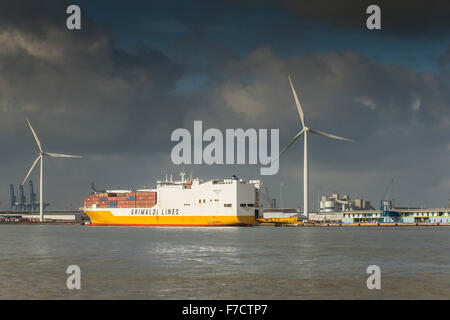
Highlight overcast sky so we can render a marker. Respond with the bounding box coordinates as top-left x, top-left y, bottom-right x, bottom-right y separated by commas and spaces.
0, 0, 449, 210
